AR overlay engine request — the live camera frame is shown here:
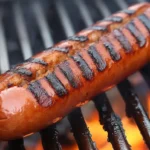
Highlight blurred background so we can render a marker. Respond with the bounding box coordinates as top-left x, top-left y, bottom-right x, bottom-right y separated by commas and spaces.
0, 0, 150, 150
